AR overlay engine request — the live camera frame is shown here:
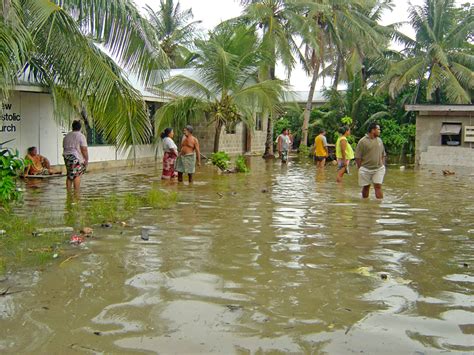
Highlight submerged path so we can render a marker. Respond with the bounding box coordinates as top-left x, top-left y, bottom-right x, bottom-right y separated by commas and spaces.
1, 159, 473, 353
